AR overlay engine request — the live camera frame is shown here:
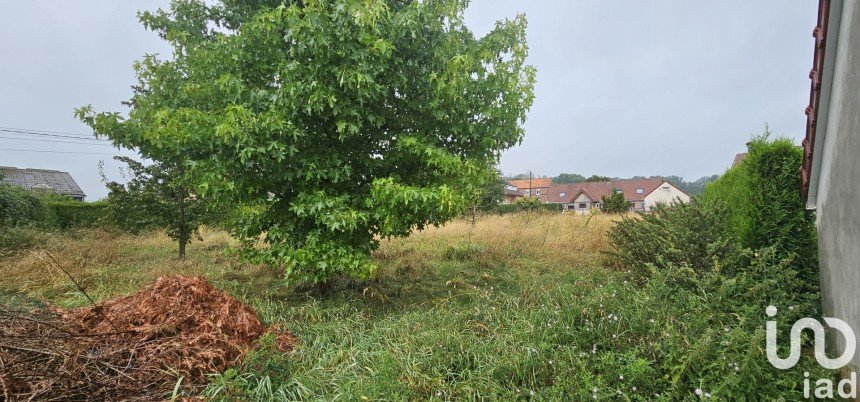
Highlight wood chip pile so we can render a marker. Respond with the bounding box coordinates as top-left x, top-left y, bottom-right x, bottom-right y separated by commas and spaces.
0, 275, 296, 401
